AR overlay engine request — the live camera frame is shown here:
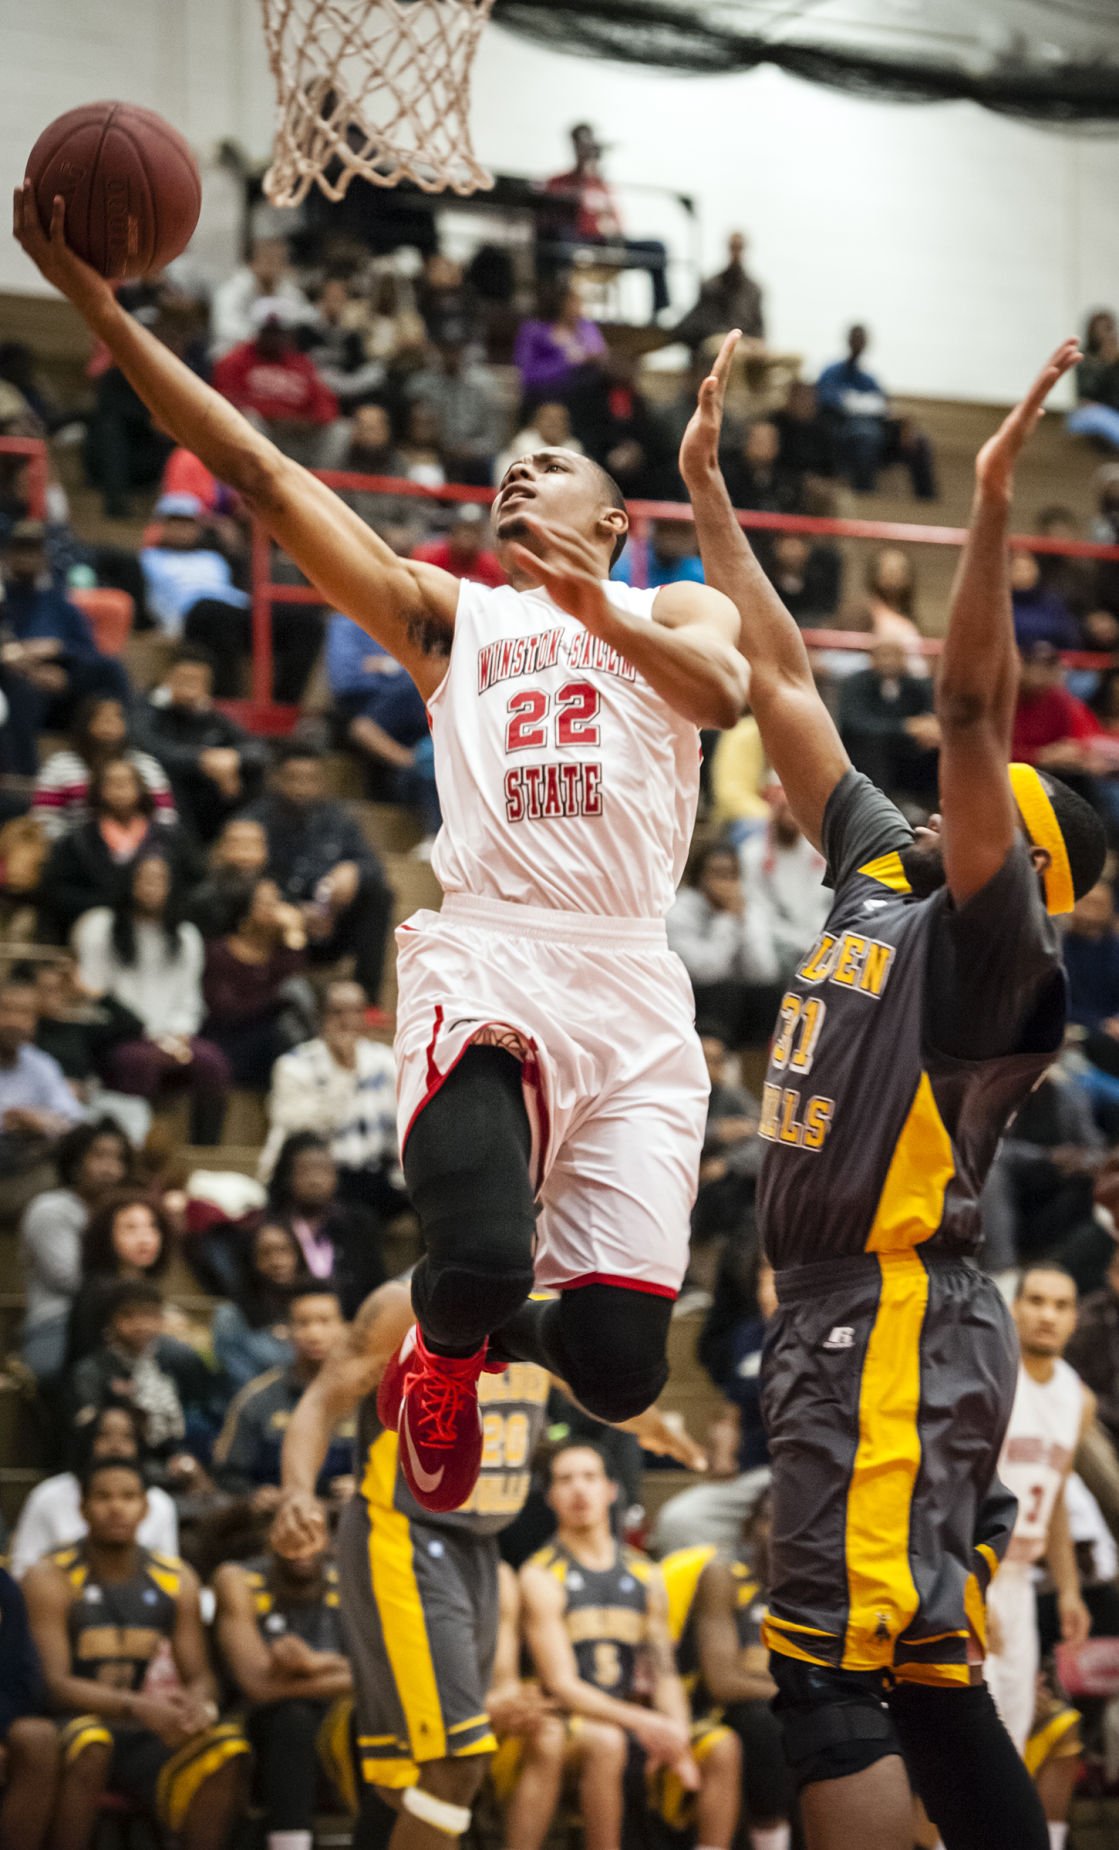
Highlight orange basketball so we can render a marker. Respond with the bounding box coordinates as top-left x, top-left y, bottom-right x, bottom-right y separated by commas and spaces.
25, 101, 201, 281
